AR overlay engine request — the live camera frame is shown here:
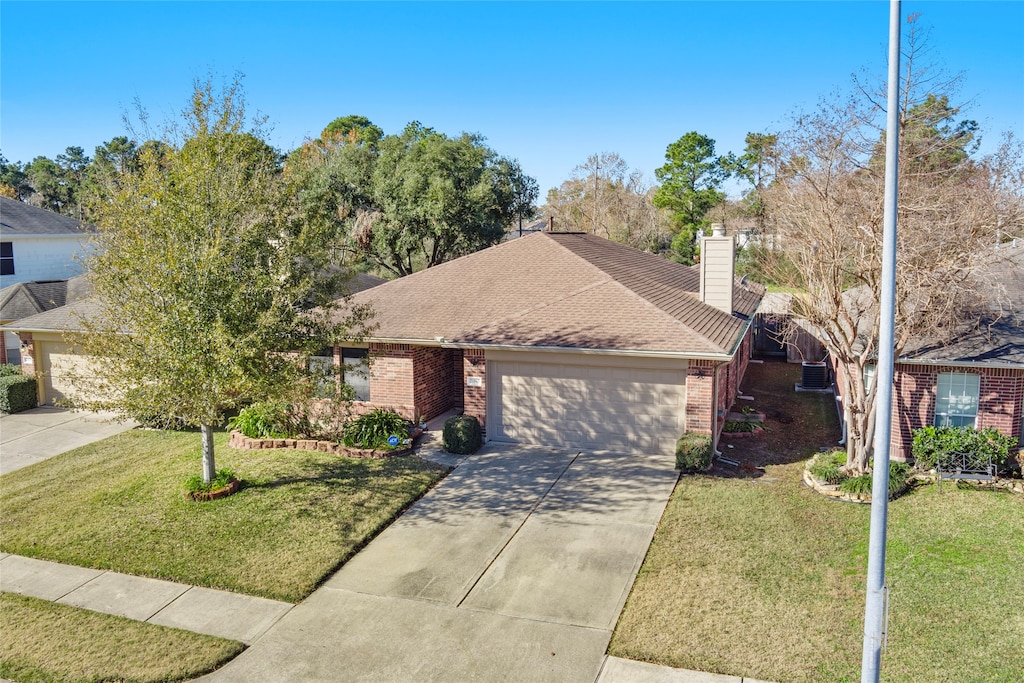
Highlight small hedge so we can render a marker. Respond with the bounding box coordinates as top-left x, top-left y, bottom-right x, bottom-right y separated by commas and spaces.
912, 425, 1018, 473
676, 432, 712, 472
442, 415, 482, 455
0, 371, 37, 413
228, 401, 291, 439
